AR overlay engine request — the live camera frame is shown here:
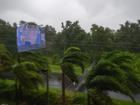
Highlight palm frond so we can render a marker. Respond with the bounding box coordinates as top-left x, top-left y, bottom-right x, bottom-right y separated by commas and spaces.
88, 89, 115, 105
89, 75, 135, 102
61, 47, 88, 83
95, 59, 125, 79
61, 63, 78, 83
64, 46, 81, 55
105, 51, 133, 64
0, 44, 14, 71
19, 52, 49, 72
63, 57, 85, 72
13, 61, 43, 90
